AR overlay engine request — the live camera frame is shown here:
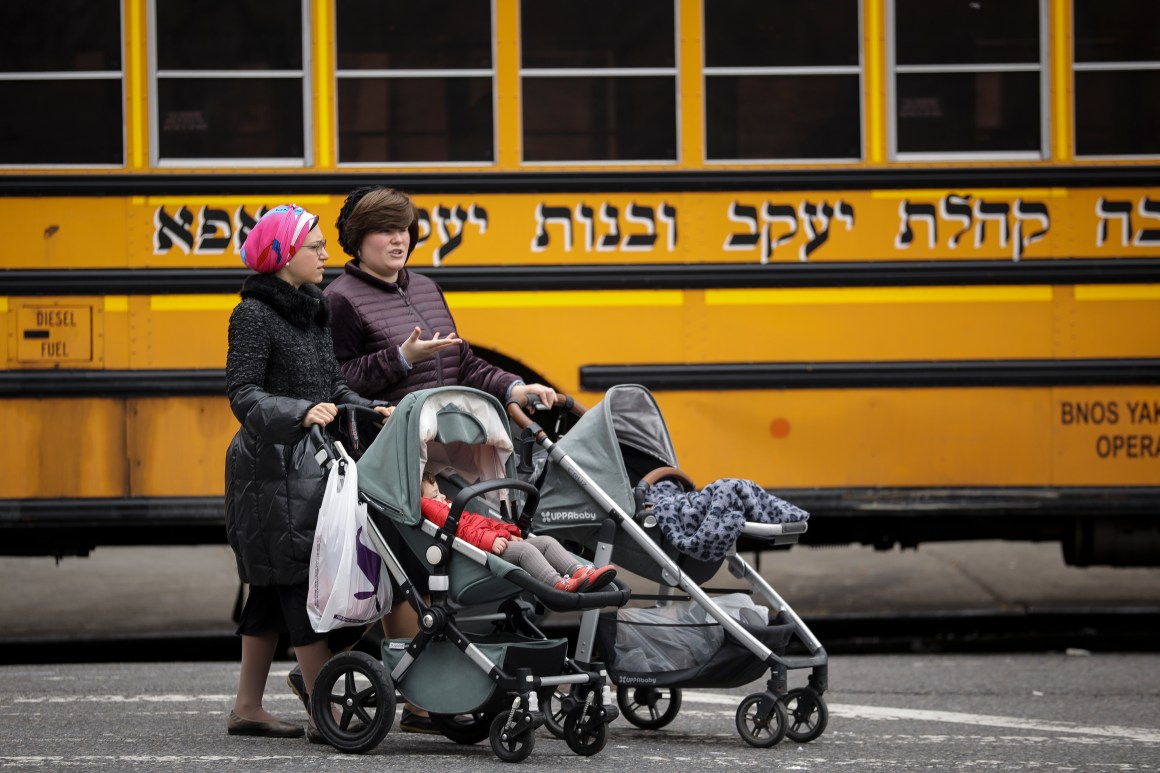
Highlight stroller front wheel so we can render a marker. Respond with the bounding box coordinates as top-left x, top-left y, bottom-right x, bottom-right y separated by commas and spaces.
735, 692, 788, 748
490, 711, 536, 762
783, 687, 829, 743
562, 705, 608, 756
